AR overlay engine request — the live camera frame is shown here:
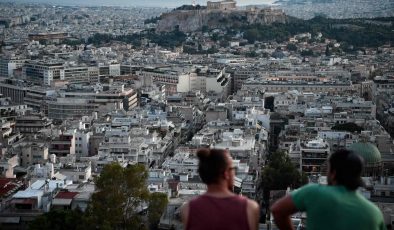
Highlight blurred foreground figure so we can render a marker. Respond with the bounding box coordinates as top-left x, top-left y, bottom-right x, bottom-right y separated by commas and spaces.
271, 149, 386, 230
181, 148, 260, 230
